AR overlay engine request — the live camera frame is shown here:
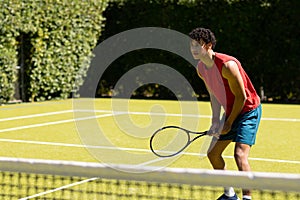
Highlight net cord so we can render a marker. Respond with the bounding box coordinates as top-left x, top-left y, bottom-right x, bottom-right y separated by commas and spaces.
0, 157, 299, 192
